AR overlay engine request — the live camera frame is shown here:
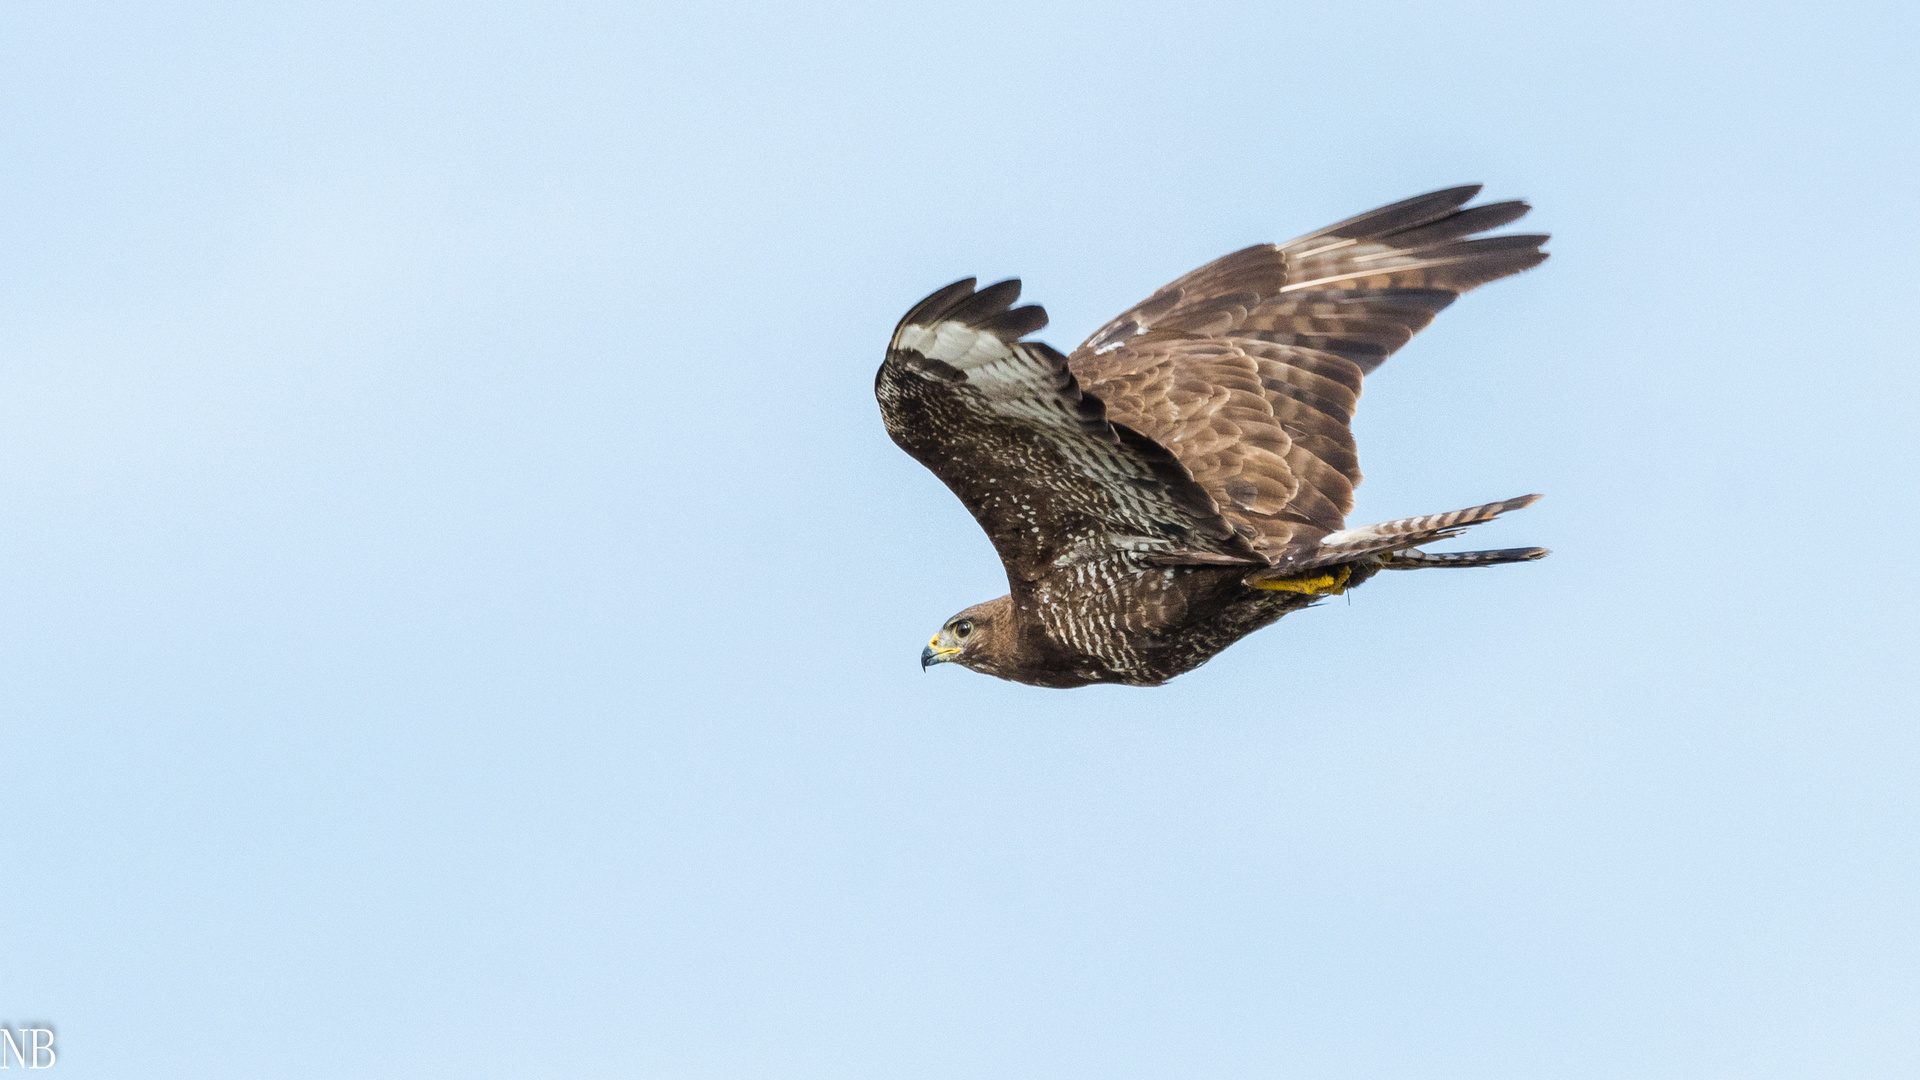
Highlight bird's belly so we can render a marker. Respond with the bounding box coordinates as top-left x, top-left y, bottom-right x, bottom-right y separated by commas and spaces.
1029, 563, 1318, 686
